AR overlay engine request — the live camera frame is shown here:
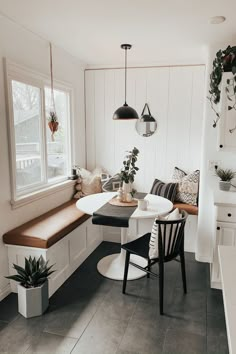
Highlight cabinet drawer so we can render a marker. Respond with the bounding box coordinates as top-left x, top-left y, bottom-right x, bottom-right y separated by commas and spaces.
217, 206, 236, 223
